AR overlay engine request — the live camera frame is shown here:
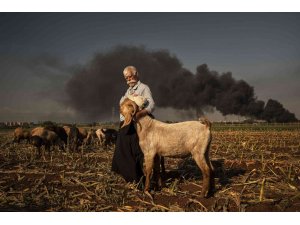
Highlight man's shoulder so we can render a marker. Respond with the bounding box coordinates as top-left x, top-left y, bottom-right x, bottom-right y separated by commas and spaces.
138, 81, 150, 89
